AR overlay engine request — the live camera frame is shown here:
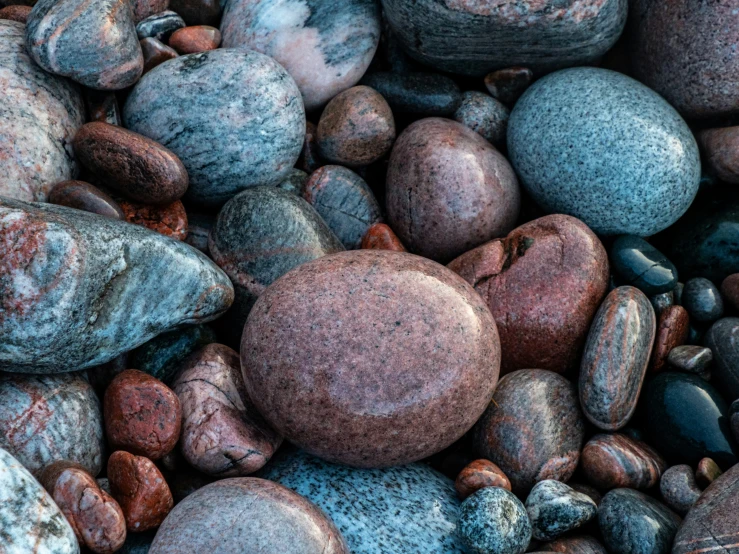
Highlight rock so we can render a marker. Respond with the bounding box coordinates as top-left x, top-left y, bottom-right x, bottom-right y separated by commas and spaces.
361, 222, 406, 252
209, 187, 343, 345
0, 4, 31, 22
135, 9, 184, 40
642, 372, 738, 468
650, 305, 689, 373
472, 369, 585, 494
454, 91, 509, 147
276, 168, 308, 195
360, 72, 461, 116
170, 0, 219, 26
73, 121, 188, 205
449, 214, 608, 374
0, 447, 79, 554
580, 433, 666, 490
508, 67, 700, 236
172, 343, 281, 476
610, 235, 678, 296
698, 127, 739, 184
48, 180, 125, 220
140, 36, 178, 73
569, 484, 602, 507
380, 0, 626, 75
650, 291, 674, 316
455, 459, 512, 500
26, 0, 143, 89
695, 458, 722, 489
118, 198, 188, 240
221, 0, 379, 111
303, 165, 383, 249
0, 20, 84, 202
0, 372, 103, 477
261, 448, 467, 553
672, 463, 739, 554
84, 89, 122, 125
660, 465, 701, 516
598, 489, 680, 554
667, 345, 713, 380
40, 460, 127, 553
130, 0, 169, 22
0, 197, 233, 373
629, 0, 739, 120
168, 25, 220, 54
682, 278, 724, 323
459, 487, 532, 554
104, 369, 182, 460
703, 318, 739, 404
124, 49, 305, 206
317, 85, 395, 167
108, 450, 173, 532
484, 68, 534, 105
526, 480, 597, 541
541, 536, 607, 554
579, 286, 656, 430
721, 273, 739, 310
242, 250, 500, 468
386, 117, 520, 263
